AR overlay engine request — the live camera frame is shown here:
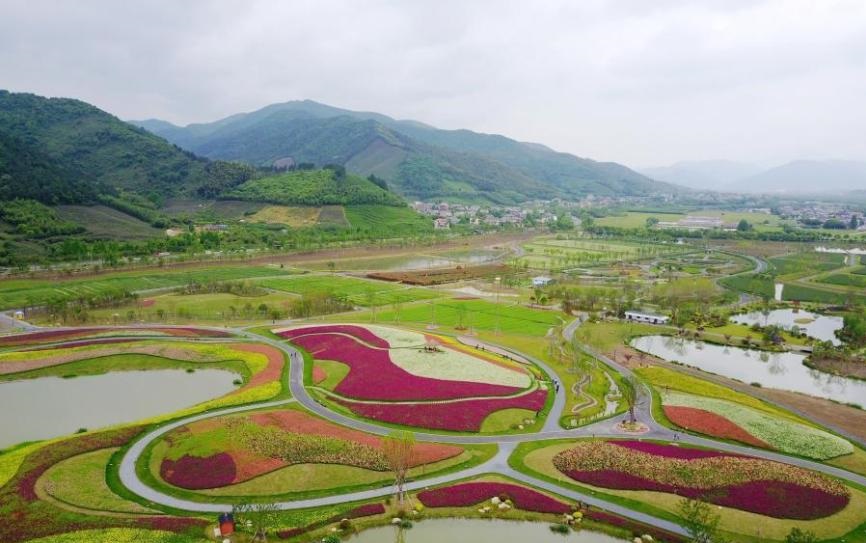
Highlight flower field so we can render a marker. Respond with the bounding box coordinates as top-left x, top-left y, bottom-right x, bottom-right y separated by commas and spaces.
335, 389, 548, 432
279, 327, 527, 400
156, 408, 462, 489
417, 482, 571, 513
0, 326, 229, 347
661, 391, 853, 460
553, 440, 850, 519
